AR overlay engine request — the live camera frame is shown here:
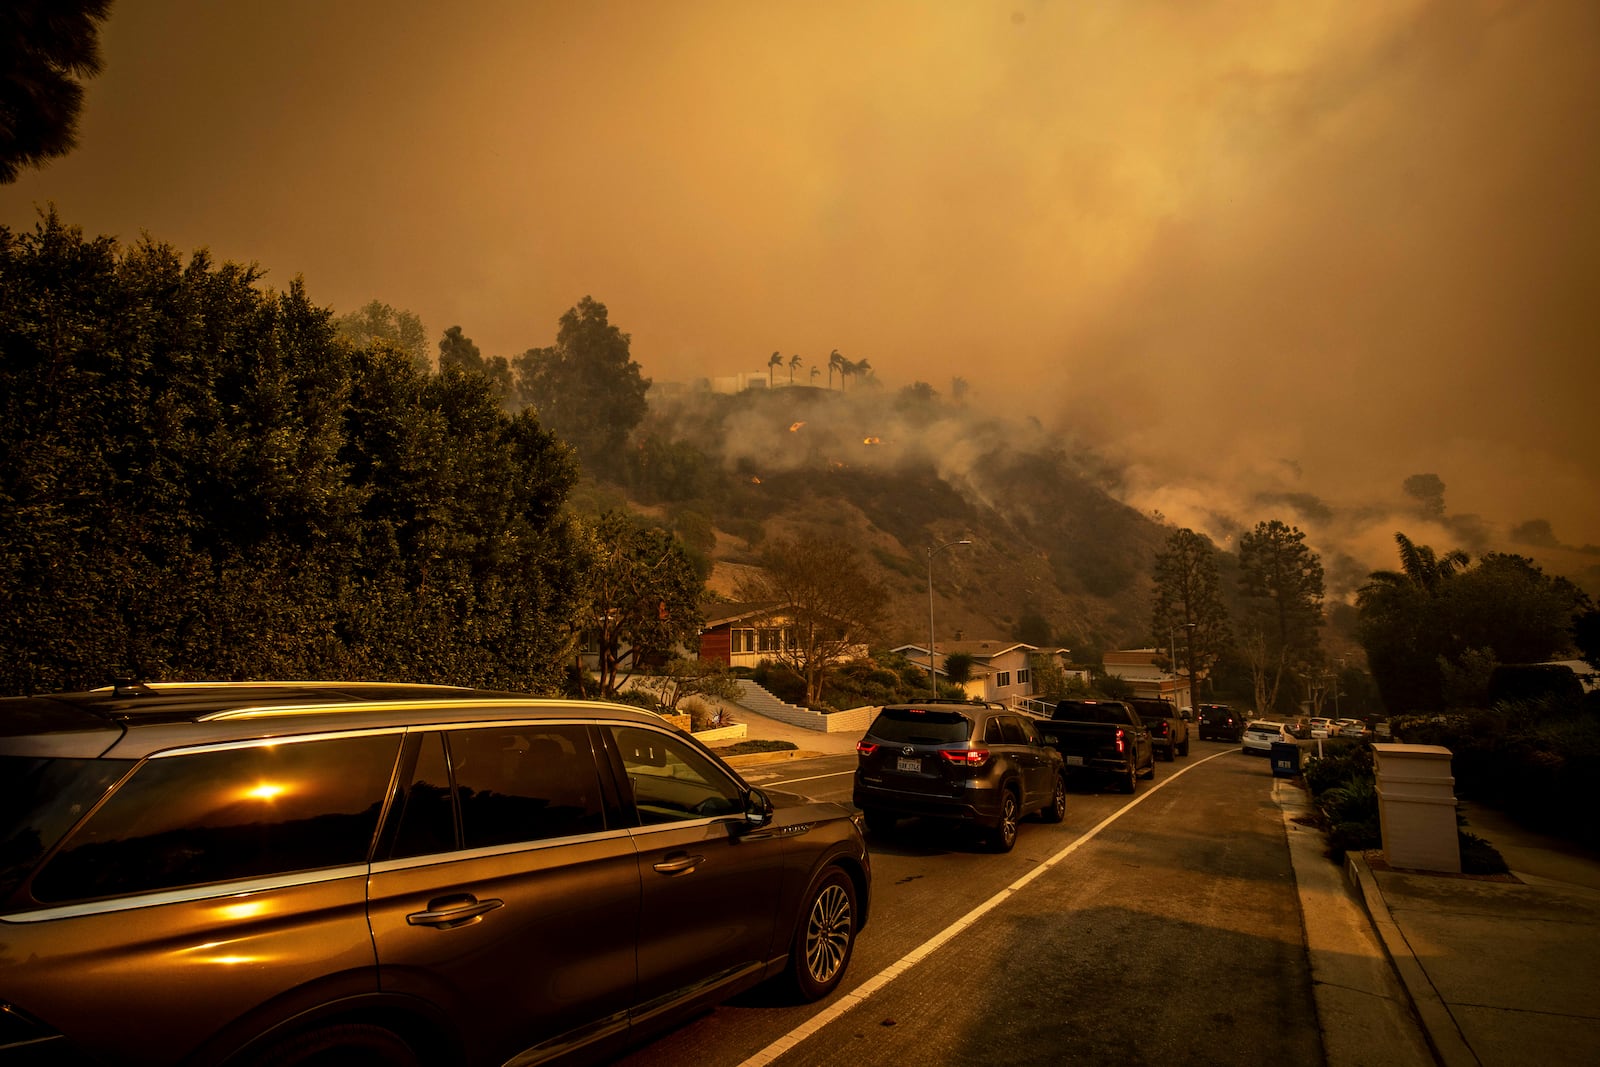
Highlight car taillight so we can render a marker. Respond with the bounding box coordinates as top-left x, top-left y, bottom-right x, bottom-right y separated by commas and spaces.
1113, 727, 1126, 753
940, 748, 990, 767
856, 741, 878, 756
